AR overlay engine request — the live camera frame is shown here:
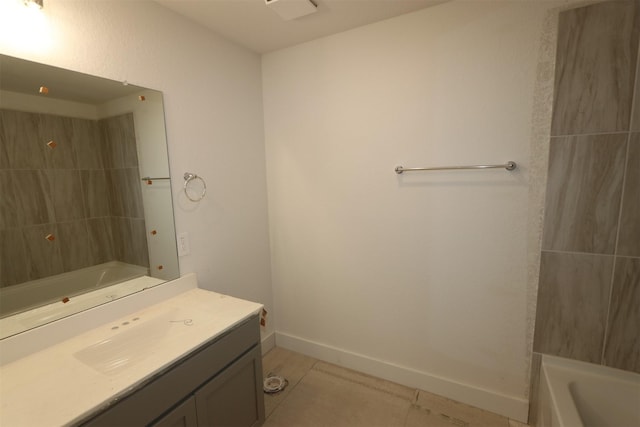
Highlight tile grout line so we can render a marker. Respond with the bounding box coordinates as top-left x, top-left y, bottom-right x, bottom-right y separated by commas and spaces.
550, 130, 632, 138
610, 133, 632, 258
312, 361, 510, 425
541, 248, 640, 261
263, 358, 320, 421
540, 249, 614, 257
399, 391, 418, 427
599, 30, 640, 367
627, 40, 640, 135
600, 131, 632, 365
311, 362, 415, 402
